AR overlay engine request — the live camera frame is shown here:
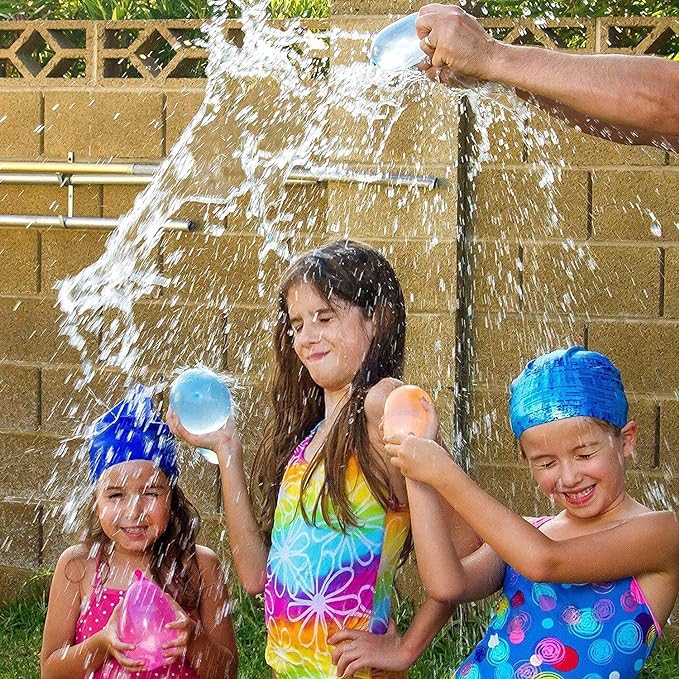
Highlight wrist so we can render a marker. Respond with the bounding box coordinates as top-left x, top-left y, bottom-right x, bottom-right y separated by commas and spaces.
484, 39, 514, 84
215, 439, 242, 461
397, 634, 420, 668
